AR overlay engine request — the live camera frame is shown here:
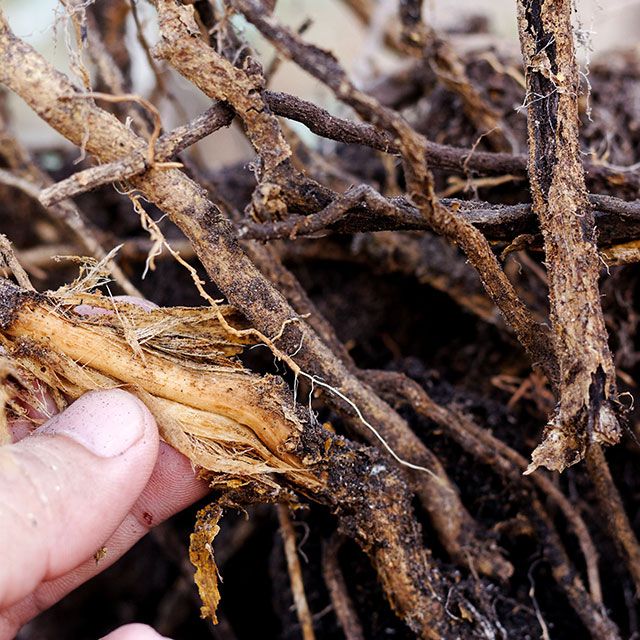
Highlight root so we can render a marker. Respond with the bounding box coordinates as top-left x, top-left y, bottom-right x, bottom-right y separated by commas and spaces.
277, 505, 316, 640
322, 535, 365, 640
369, 369, 620, 637
517, 0, 620, 471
